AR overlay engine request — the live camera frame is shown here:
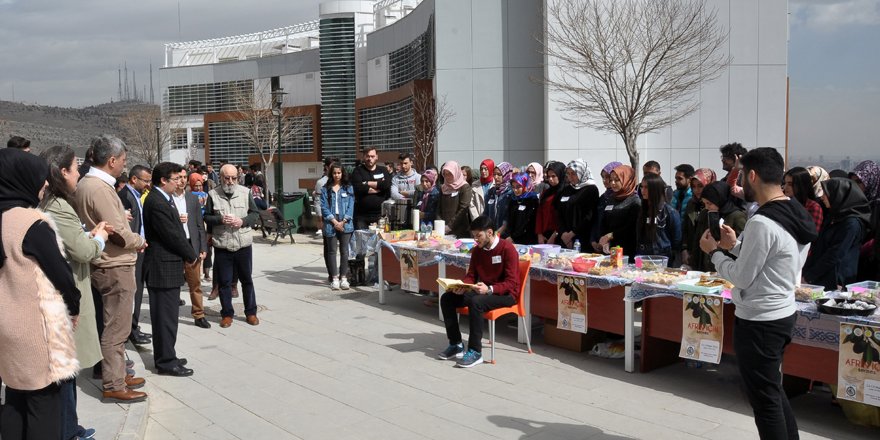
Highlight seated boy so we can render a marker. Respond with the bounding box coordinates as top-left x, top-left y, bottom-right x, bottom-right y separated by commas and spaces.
438, 215, 521, 367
